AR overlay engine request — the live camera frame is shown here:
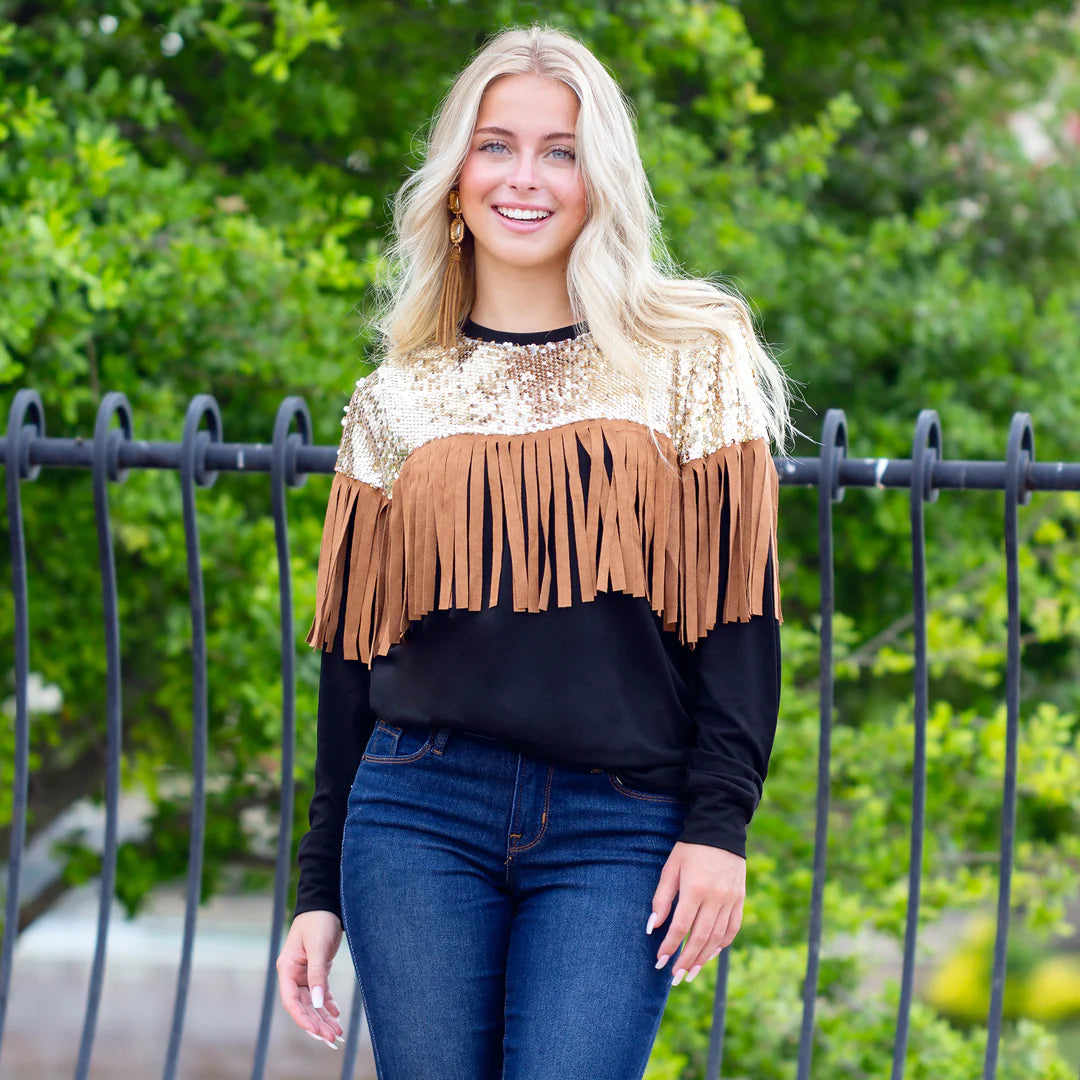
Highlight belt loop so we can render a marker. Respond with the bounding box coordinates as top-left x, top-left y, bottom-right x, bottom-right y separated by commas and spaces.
431, 727, 451, 755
